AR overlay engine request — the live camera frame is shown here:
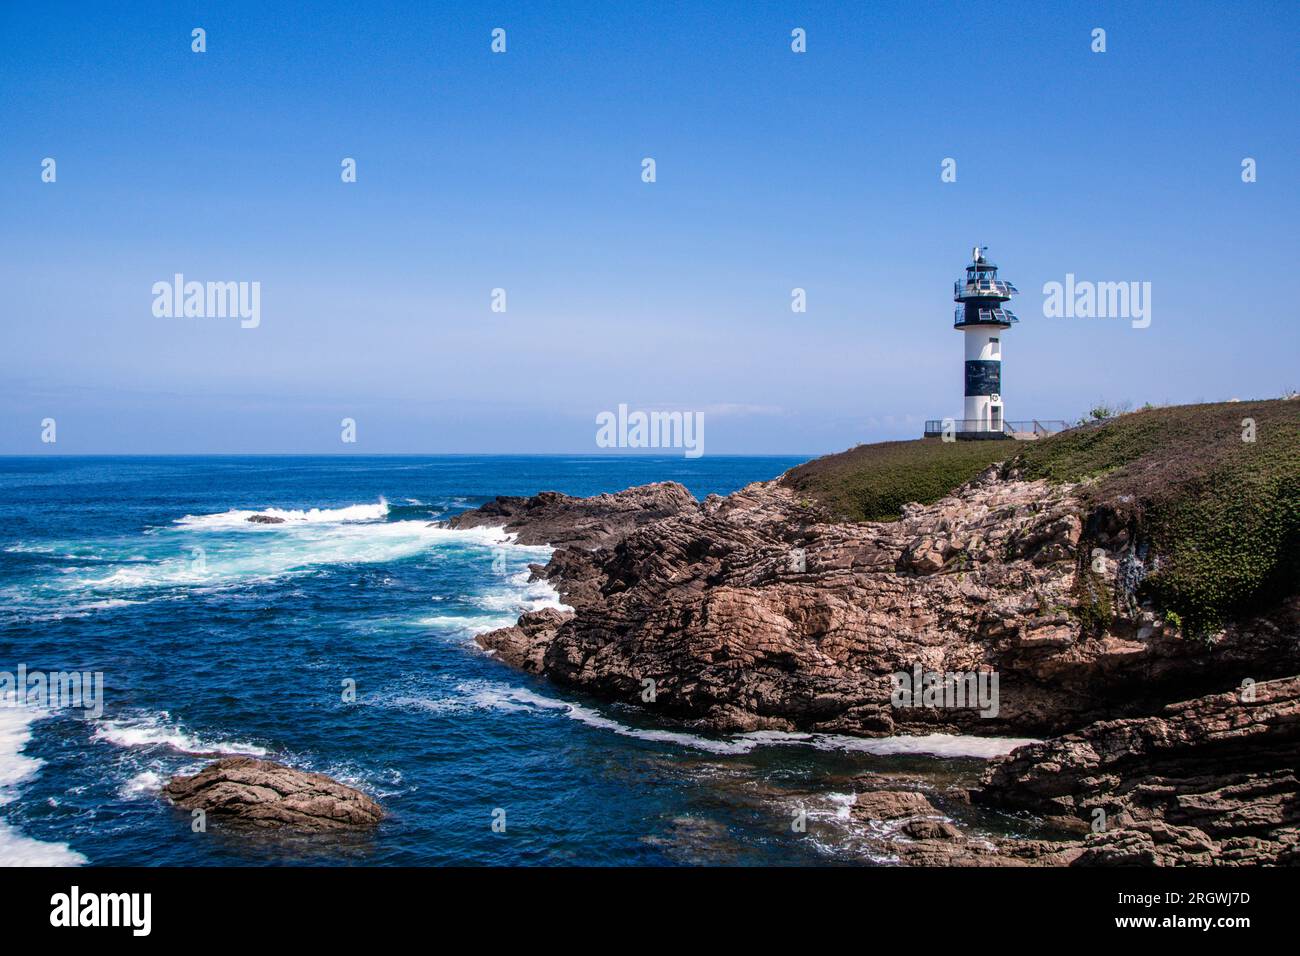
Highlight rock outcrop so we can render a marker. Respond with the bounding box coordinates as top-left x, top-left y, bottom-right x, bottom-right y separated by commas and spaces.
247, 514, 286, 524
446, 482, 697, 548
163, 757, 384, 831
973, 676, 1300, 865
457, 467, 1299, 865
471, 473, 1299, 738
847, 786, 1071, 866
